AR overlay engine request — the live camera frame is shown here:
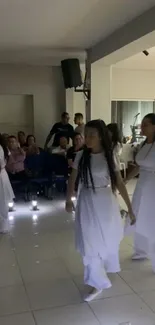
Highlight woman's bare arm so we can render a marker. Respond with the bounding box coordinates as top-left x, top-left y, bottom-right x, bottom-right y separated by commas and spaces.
66, 169, 77, 202
125, 164, 139, 182
116, 171, 136, 224
66, 168, 78, 212
68, 159, 73, 168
